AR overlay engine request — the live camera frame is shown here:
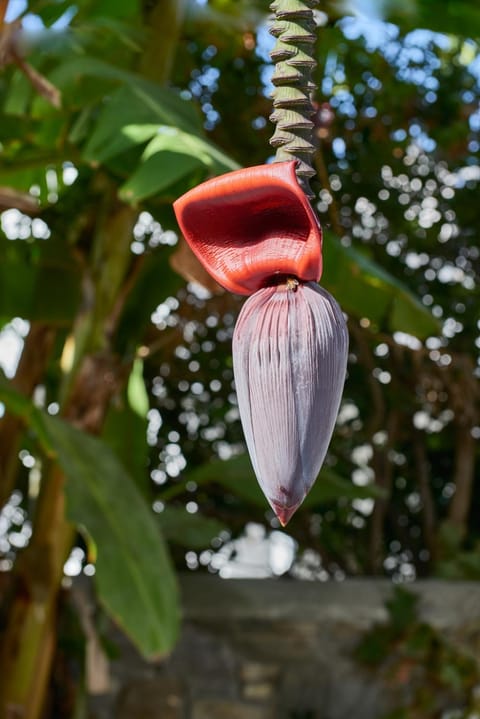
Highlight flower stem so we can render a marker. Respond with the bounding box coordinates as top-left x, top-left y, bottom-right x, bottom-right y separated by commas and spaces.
269, 0, 318, 200
0, 0, 8, 25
